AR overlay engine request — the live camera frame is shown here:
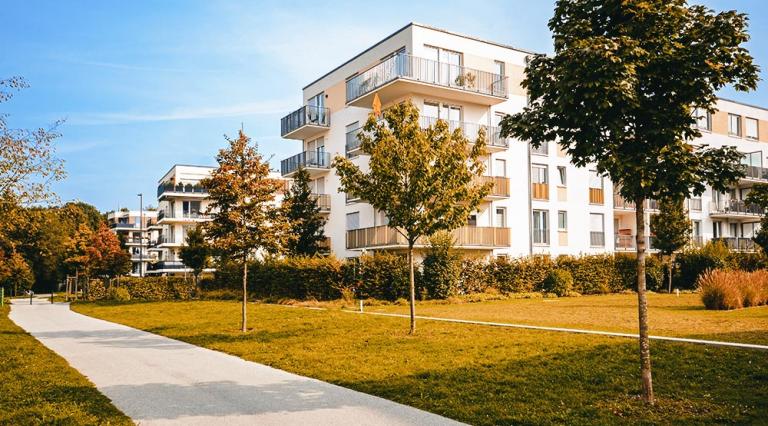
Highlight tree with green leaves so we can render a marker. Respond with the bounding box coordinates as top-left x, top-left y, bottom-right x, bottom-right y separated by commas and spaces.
0, 249, 34, 296
282, 167, 326, 256
202, 130, 288, 332
334, 100, 490, 334
745, 183, 768, 253
422, 231, 461, 299
501, 0, 757, 403
650, 199, 691, 293
180, 226, 211, 293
